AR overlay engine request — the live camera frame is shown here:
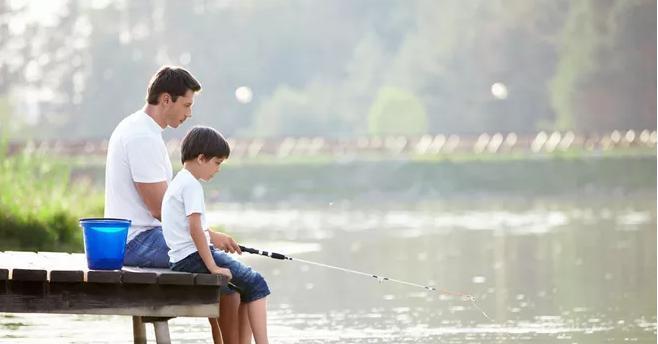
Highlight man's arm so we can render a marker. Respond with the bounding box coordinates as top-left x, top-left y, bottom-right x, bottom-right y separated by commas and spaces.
134, 181, 167, 220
